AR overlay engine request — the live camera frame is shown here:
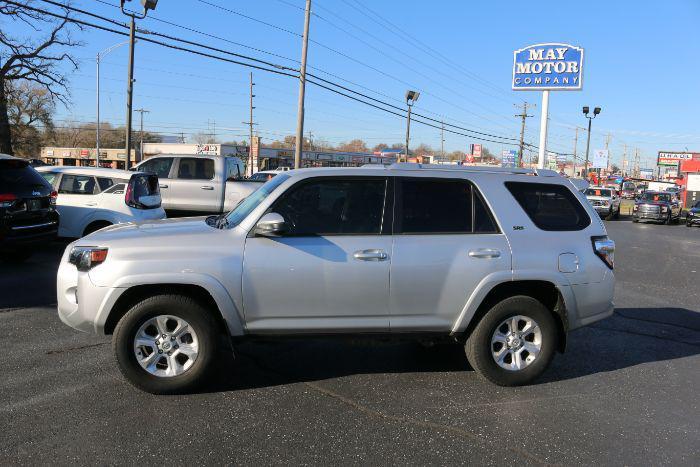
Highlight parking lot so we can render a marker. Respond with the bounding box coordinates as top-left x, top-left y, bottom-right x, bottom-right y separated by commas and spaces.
1, 215, 699, 465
